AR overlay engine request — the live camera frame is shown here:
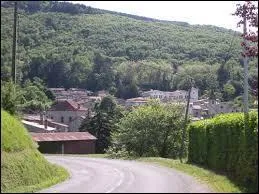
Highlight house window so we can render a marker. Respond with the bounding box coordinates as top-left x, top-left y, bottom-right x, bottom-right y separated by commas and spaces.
69, 117, 72, 122
61, 116, 64, 123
